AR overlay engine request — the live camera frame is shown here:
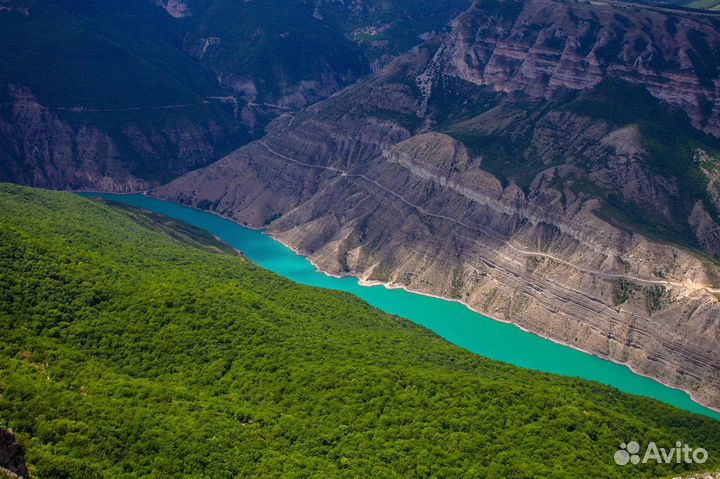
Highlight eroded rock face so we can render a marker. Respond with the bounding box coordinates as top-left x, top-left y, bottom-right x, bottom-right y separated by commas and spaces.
0, 85, 149, 192
0, 0, 472, 191
153, 0, 720, 409
0, 428, 29, 479
439, 0, 720, 137
156, 0, 191, 17
0, 85, 240, 191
